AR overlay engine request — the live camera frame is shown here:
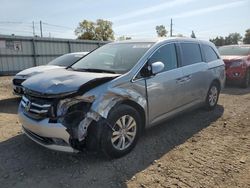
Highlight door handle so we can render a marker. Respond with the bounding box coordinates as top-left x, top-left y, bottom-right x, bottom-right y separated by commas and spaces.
185, 75, 192, 82
176, 75, 192, 84
176, 77, 185, 84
